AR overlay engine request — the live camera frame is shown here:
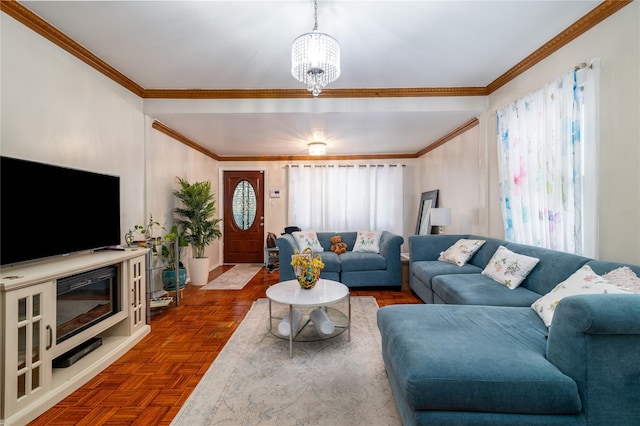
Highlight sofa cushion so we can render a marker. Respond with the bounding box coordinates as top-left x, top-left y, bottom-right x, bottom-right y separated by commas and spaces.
412, 260, 483, 289
503, 242, 590, 295
482, 245, 540, 289
603, 267, 640, 293
353, 231, 382, 253
292, 231, 324, 252
339, 252, 386, 272
377, 304, 581, 414
317, 251, 340, 273
438, 238, 486, 266
532, 265, 631, 327
432, 273, 542, 306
